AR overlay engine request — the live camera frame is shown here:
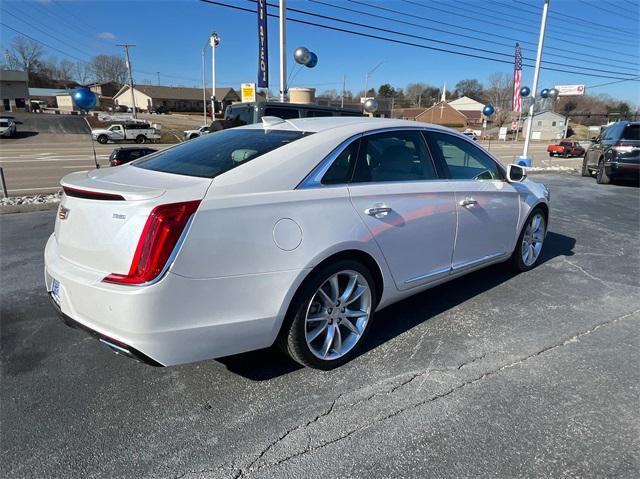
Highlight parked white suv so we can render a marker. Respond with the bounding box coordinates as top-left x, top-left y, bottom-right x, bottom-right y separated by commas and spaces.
0, 118, 17, 138
183, 125, 210, 140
